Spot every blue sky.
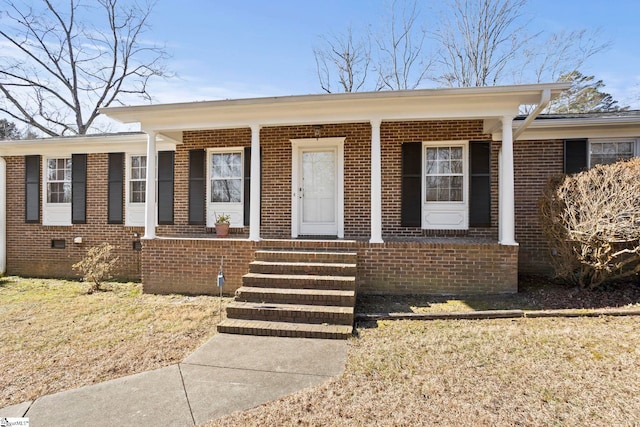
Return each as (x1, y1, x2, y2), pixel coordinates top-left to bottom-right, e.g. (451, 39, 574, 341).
(144, 0, 640, 109)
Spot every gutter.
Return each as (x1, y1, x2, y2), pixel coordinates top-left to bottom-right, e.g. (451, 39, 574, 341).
(513, 88, 551, 140)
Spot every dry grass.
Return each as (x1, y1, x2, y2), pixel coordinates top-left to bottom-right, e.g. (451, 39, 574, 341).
(0, 276, 230, 408)
(207, 317, 640, 427)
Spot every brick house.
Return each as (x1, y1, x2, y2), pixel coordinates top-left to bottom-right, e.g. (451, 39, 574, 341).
(1, 83, 639, 299)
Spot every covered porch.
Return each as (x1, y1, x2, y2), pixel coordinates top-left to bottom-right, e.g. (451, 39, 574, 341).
(101, 84, 568, 296)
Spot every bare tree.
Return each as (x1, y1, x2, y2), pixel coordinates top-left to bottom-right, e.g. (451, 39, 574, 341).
(433, 0, 609, 88)
(312, 0, 432, 92)
(0, 0, 168, 136)
(313, 26, 371, 93)
(434, 0, 533, 87)
(521, 29, 610, 85)
(374, 0, 433, 90)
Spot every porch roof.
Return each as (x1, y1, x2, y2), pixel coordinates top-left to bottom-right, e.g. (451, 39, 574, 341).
(101, 83, 569, 142)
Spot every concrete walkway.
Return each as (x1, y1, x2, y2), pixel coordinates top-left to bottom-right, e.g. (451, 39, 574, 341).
(0, 334, 349, 427)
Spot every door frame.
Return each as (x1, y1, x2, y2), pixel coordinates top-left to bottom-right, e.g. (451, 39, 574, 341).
(291, 137, 345, 238)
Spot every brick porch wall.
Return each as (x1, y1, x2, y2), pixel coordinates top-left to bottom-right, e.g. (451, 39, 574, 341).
(141, 238, 518, 296)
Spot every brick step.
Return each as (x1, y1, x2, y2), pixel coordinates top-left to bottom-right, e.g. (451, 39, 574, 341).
(243, 272, 356, 291)
(235, 286, 356, 307)
(217, 318, 353, 339)
(249, 260, 357, 276)
(226, 301, 354, 325)
(255, 250, 357, 264)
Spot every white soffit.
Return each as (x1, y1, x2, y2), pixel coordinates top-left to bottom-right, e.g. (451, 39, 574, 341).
(101, 83, 569, 132)
(0, 133, 178, 156)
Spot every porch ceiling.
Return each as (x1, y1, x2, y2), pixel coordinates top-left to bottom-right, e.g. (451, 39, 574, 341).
(101, 83, 569, 134)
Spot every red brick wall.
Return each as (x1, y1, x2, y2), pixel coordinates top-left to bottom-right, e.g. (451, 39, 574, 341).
(141, 238, 255, 295)
(141, 238, 518, 296)
(513, 139, 564, 275)
(380, 120, 497, 238)
(158, 127, 252, 236)
(358, 241, 518, 294)
(5, 155, 142, 280)
(3, 123, 559, 287)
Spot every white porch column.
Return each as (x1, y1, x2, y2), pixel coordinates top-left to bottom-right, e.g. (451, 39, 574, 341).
(370, 118, 383, 243)
(249, 124, 261, 241)
(499, 116, 517, 245)
(143, 130, 157, 239)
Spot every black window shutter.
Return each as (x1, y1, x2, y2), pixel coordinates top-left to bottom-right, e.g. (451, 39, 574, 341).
(107, 153, 124, 224)
(469, 141, 491, 227)
(401, 142, 422, 227)
(188, 149, 206, 225)
(25, 155, 41, 223)
(564, 139, 588, 174)
(158, 151, 174, 225)
(71, 154, 87, 224)
(243, 147, 251, 226)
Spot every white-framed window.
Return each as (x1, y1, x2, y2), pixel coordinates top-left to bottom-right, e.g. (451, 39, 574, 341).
(425, 146, 464, 202)
(129, 155, 146, 203)
(422, 141, 469, 230)
(125, 154, 147, 226)
(207, 148, 244, 227)
(43, 157, 72, 225)
(590, 138, 638, 167)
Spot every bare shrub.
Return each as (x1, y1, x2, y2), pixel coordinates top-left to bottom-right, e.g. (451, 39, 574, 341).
(539, 158, 640, 288)
(72, 242, 120, 294)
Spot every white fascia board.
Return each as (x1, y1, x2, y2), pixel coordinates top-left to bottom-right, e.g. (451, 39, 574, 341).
(102, 83, 569, 131)
(0, 134, 176, 156)
(495, 117, 640, 141)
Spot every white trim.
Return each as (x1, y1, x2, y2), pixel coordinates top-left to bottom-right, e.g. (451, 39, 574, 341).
(125, 153, 147, 227)
(291, 137, 345, 238)
(206, 147, 245, 228)
(421, 141, 469, 230)
(42, 156, 72, 226)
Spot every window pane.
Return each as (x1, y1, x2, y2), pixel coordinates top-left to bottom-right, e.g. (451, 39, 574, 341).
(591, 143, 603, 154)
(618, 142, 633, 154)
(130, 181, 146, 203)
(437, 148, 450, 161)
(451, 160, 463, 174)
(425, 146, 465, 202)
(46, 158, 71, 204)
(591, 141, 635, 166)
(212, 179, 241, 203)
(211, 153, 242, 179)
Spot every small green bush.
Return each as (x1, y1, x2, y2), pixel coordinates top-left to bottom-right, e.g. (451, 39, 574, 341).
(72, 242, 120, 294)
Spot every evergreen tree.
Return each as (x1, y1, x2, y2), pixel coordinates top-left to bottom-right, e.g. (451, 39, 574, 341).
(0, 118, 21, 140)
(548, 71, 628, 114)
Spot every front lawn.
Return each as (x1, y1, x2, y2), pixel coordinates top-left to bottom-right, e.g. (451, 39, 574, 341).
(0, 276, 229, 408)
(207, 316, 640, 426)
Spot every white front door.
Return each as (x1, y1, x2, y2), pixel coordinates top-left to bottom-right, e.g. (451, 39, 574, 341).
(291, 138, 345, 238)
